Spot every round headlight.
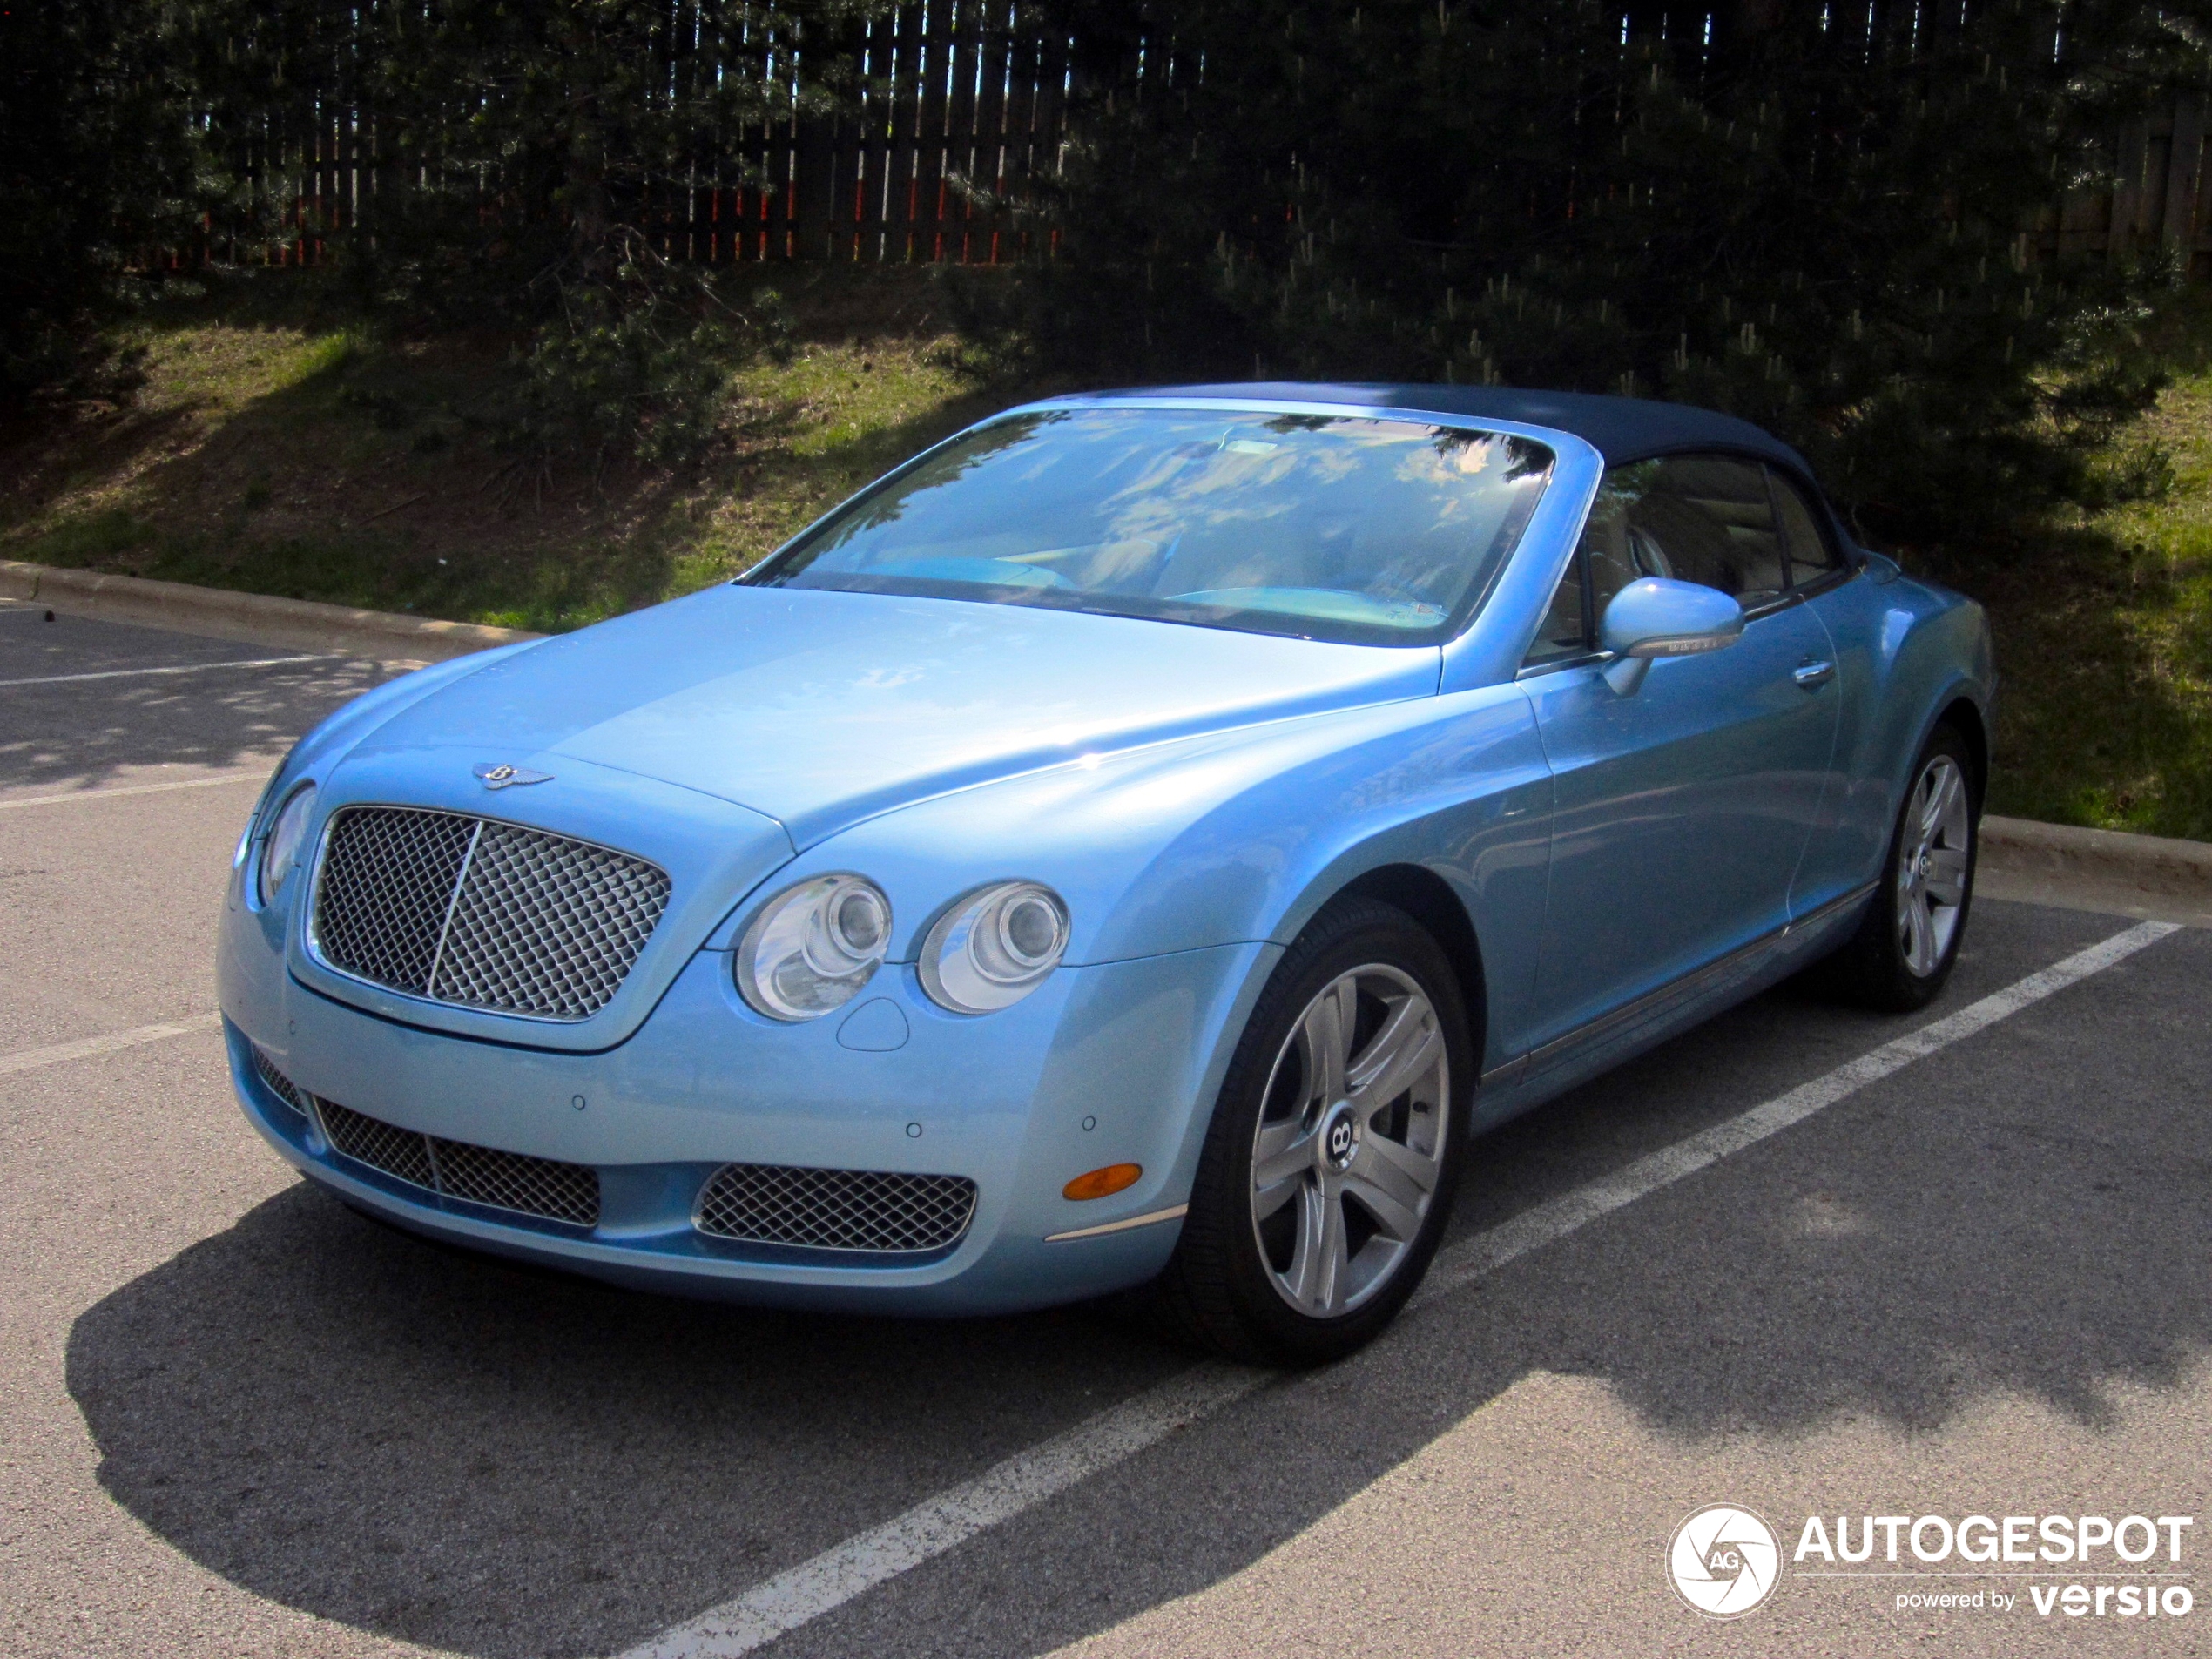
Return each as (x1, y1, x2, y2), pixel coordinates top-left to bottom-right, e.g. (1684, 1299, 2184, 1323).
(258, 785, 317, 900)
(735, 873, 893, 1021)
(920, 881, 1070, 1014)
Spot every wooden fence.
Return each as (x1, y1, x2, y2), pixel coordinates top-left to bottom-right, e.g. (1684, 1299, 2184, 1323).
(209, 3, 2212, 277)
(2039, 99, 2212, 273)
(218, 0, 1080, 270)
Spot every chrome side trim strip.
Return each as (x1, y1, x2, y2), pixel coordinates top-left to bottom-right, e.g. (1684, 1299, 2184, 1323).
(1480, 1058, 1527, 1091)
(1514, 651, 1611, 681)
(1783, 880, 1878, 936)
(1044, 1204, 1190, 1243)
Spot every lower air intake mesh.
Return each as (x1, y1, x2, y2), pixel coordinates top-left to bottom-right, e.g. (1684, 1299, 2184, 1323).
(253, 1050, 598, 1229)
(429, 1133, 601, 1226)
(319, 1098, 441, 1191)
(249, 1042, 307, 1114)
(694, 1163, 977, 1253)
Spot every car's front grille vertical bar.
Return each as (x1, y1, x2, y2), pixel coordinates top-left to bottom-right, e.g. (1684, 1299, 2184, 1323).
(421, 817, 483, 1000)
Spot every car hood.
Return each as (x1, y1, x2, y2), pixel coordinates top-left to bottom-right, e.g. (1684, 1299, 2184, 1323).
(353, 584, 1442, 846)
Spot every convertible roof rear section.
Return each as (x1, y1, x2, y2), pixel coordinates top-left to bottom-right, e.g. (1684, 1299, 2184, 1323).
(1082, 381, 1811, 475)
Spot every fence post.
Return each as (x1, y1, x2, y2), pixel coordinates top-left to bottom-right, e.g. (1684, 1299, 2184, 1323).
(2162, 97, 2206, 274)
(795, 106, 837, 262)
(2111, 120, 2148, 263)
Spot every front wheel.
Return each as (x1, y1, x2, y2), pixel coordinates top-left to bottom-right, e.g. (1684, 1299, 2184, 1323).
(1145, 898, 1473, 1366)
(1817, 724, 1979, 1012)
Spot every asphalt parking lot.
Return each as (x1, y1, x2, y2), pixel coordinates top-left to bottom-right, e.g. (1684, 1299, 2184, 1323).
(3, 594, 2208, 1658)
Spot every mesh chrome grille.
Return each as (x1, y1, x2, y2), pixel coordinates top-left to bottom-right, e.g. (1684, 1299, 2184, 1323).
(311, 806, 671, 1021)
(695, 1163, 978, 1254)
(314, 807, 475, 994)
(253, 1052, 599, 1229)
(429, 822, 671, 1018)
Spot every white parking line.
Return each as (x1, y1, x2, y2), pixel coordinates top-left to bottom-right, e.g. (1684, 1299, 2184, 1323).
(0, 1012, 223, 1079)
(0, 769, 270, 813)
(623, 919, 2180, 1659)
(1416, 917, 2182, 1301)
(622, 1365, 1271, 1659)
(0, 654, 327, 687)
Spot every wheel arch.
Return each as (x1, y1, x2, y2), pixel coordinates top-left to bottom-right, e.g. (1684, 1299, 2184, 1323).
(1934, 694, 1989, 804)
(1327, 862, 1489, 1067)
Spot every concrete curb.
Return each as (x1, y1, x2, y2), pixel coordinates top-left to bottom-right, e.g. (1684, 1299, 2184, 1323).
(1980, 814, 2212, 900)
(0, 558, 543, 664)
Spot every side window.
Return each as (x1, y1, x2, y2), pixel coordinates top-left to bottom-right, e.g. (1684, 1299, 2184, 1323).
(1530, 451, 1797, 668)
(1770, 469, 1844, 586)
(1525, 464, 1671, 664)
(1573, 455, 1786, 609)
(1525, 553, 1588, 663)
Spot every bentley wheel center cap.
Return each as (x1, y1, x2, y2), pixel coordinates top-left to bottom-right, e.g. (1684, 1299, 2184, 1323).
(1319, 1102, 1360, 1172)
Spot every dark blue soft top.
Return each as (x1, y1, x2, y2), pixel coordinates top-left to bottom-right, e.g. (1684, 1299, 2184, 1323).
(1092, 381, 1811, 475)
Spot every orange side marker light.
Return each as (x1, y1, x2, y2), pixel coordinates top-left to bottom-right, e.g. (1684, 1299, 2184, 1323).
(1062, 1163, 1142, 1202)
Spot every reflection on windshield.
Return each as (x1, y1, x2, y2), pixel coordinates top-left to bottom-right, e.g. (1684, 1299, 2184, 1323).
(745, 408, 1555, 646)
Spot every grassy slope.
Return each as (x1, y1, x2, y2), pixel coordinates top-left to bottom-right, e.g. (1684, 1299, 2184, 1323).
(1925, 345, 2212, 841)
(3, 267, 2207, 840)
(0, 267, 1020, 632)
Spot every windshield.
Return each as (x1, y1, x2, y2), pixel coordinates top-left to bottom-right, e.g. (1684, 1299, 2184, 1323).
(745, 407, 1556, 645)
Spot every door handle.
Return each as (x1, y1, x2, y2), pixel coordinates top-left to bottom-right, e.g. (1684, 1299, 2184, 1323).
(1792, 659, 1837, 691)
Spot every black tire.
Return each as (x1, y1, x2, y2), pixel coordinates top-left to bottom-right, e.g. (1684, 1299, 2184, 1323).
(1815, 723, 1980, 1012)
(1143, 897, 1474, 1366)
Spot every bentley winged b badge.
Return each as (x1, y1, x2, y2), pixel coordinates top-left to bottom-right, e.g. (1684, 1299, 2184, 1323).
(473, 762, 553, 790)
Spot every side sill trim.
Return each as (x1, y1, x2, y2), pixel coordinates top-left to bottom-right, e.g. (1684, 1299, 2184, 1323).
(1511, 880, 1878, 1082)
(1045, 1204, 1189, 1243)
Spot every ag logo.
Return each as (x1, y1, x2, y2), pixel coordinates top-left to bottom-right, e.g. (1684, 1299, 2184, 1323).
(1668, 1503, 1781, 1619)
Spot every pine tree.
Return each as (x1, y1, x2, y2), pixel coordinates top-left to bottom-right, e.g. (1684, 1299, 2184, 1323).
(0, 0, 214, 404)
(996, 0, 2212, 541)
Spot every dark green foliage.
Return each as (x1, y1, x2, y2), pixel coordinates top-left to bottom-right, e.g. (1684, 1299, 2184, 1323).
(0, 0, 218, 403)
(7, 0, 871, 461)
(498, 255, 787, 469)
(315, 0, 870, 465)
(981, 0, 2212, 543)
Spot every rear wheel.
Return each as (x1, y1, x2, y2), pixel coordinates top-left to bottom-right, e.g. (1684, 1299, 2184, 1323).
(1147, 898, 1473, 1366)
(1817, 724, 1979, 1012)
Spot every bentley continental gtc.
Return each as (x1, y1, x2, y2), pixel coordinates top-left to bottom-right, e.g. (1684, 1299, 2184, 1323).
(220, 385, 1992, 1363)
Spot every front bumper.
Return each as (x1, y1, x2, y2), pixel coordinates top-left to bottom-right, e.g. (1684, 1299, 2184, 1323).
(221, 892, 1275, 1315)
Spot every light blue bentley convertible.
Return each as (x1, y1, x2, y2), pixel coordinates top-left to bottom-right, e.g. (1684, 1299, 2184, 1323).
(220, 385, 1991, 1363)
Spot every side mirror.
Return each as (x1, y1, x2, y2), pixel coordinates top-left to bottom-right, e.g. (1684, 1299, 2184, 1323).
(1858, 549, 1903, 584)
(1597, 577, 1744, 695)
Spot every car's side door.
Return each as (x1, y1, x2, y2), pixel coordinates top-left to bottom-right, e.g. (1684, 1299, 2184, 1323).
(1516, 453, 1844, 1057)
(1769, 469, 1893, 913)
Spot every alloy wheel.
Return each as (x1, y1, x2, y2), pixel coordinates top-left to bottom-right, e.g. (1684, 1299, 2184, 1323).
(1247, 963, 1450, 1318)
(1896, 752, 1972, 978)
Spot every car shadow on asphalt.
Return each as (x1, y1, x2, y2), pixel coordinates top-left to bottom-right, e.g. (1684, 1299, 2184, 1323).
(64, 1180, 1194, 1658)
(63, 907, 2211, 1659)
